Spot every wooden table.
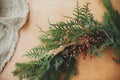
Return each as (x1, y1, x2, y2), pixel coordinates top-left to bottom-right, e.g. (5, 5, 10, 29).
(0, 0, 120, 80)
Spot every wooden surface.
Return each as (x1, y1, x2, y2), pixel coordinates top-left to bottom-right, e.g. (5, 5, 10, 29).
(0, 0, 120, 80)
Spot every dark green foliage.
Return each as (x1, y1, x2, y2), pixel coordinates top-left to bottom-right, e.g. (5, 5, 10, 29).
(102, 0, 120, 31)
(13, 1, 120, 80)
(13, 2, 93, 80)
(64, 58, 77, 80)
(13, 54, 53, 80)
(102, 0, 120, 60)
(13, 49, 78, 80)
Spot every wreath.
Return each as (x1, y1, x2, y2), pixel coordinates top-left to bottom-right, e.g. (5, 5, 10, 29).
(13, 0, 120, 80)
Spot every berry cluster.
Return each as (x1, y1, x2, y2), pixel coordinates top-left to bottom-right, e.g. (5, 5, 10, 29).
(89, 30, 106, 46)
(59, 30, 106, 70)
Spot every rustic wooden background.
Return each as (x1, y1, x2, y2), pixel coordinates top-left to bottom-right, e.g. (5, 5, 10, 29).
(0, 0, 120, 80)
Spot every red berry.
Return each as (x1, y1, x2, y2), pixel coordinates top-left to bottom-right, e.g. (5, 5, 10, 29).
(79, 49, 82, 53)
(84, 34, 87, 38)
(86, 43, 91, 48)
(79, 37, 82, 40)
(95, 40, 97, 43)
(92, 38, 95, 42)
(72, 46, 76, 50)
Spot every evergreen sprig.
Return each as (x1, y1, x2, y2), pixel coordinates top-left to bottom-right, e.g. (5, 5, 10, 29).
(102, 0, 120, 60)
(13, 0, 120, 80)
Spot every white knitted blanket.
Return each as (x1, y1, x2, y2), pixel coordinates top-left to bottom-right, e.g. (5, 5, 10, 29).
(0, 0, 29, 72)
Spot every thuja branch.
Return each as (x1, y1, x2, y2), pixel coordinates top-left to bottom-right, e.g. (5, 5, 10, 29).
(13, 1, 120, 80)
